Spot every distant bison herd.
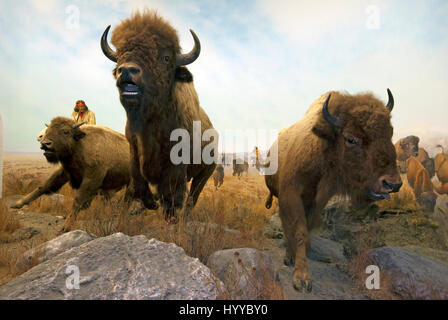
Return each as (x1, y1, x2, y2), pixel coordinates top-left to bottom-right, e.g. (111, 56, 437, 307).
(9, 10, 448, 294)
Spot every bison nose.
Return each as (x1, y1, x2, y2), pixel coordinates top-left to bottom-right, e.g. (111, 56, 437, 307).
(41, 140, 53, 149)
(382, 179, 402, 193)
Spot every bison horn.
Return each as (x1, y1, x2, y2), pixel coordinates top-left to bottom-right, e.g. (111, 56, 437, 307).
(73, 122, 86, 129)
(45, 123, 49, 127)
(175, 29, 201, 67)
(322, 94, 341, 128)
(386, 88, 394, 111)
(101, 25, 117, 63)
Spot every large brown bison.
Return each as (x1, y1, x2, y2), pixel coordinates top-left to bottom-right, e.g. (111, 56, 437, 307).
(435, 145, 448, 194)
(264, 90, 402, 292)
(232, 159, 249, 178)
(11, 117, 131, 231)
(406, 156, 437, 212)
(213, 164, 224, 190)
(101, 11, 216, 221)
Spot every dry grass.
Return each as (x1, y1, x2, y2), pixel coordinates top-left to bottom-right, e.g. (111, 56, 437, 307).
(347, 225, 398, 300)
(0, 199, 22, 243)
(378, 176, 421, 212)
(215, 252, 287, 300)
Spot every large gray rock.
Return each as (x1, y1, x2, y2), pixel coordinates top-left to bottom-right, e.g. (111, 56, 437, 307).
(208, 248, 275, 299)
(308, 236, 347, 264)
(369, 246, 448, 299)
(0, 233, 222, 300)
(16, 230, 96, 269)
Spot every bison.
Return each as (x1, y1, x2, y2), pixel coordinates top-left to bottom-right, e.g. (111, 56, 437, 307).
(213, 164, 224, 190)
(416, 147, 435, 178)
(11, 117, 131, 231)
(406, 156, 437, 212)
(101, 11, 217, 222)
(264, 90, 402, 292)
(232, 159, 249, 178)
(394, 135, 420, 173)
(435, 145, 448, 194)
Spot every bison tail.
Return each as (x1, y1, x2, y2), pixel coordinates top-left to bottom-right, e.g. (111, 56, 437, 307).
(265, 192, 273, 209)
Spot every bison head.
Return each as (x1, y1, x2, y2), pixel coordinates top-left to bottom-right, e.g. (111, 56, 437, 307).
(312, 89, 402, 209)
(101, 11, 200, 116)
(40, 117, 86, 163)
(398, 135, 420, 161)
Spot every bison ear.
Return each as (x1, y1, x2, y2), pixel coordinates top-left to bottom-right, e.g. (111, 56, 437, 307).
(175, 67, 193, 82)
(73, 130, 86, 141)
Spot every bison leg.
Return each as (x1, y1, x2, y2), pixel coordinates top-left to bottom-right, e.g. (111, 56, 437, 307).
(186, 164, 216, 214)
(158, 166, 187, 221)
(11, 167, 69, 209)
(127, 154, 158, 211)
(62, 177, 102, 232)
(278, 182, 312, 293)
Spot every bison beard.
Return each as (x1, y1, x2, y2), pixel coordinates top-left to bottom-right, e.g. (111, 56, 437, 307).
(264, 90, 402, 292)
(101, 11, 216, 221)
(11, 117, 131, 232)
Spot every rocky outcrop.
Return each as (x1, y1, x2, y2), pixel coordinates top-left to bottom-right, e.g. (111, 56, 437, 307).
(16, 230, 95, 269)
(370, 246, 448, 299)
(0, 233, 222, 300)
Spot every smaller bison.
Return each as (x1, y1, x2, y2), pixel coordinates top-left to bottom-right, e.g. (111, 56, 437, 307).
(416, 147, 435, 178)
(435, 145, 448, 195)
(394, 135, 419, 173)
(213, 164, 224, 190)
(406, 156, 437, 212)
(11, 117, 131, 231)
(232, 159, 249, 178)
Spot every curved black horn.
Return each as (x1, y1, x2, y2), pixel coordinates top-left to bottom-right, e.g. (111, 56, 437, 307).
(322, 93, 341, 128)
(175, 29, 201, 67)
(45, 123, 49, 127)
(101, 25, 117, 63)
(386, 88, 394, 111)
(73, 122, 86, 129)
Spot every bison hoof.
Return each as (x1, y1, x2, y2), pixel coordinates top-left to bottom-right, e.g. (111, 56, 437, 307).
(293, 279, 312, 293)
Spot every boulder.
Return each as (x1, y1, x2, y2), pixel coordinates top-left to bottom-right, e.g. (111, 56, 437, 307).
(208, 248, 275, 299)
(0, 233, 221, 300)
(369, 246, 448, 299)
(16, 230, 95, 269)
(308, 236, 347, 264)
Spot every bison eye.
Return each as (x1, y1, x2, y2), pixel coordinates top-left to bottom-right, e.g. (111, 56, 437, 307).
(63, 130, 70, 135)
(346, 137, 357, 146)
(163, 56, 170, 63)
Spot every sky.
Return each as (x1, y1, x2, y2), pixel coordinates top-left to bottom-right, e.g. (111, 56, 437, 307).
(0, 0, 447, 155)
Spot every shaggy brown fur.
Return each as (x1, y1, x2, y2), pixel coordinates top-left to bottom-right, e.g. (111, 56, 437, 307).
(406, 156, 436, 211)
(11, 117, 131, 231)
(105, 10, 216, 220)
(213, 164, 224, 190)
(264, 91, 402, 293)
(232, 159, 249, 178)
(435, 146, 448, 194)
